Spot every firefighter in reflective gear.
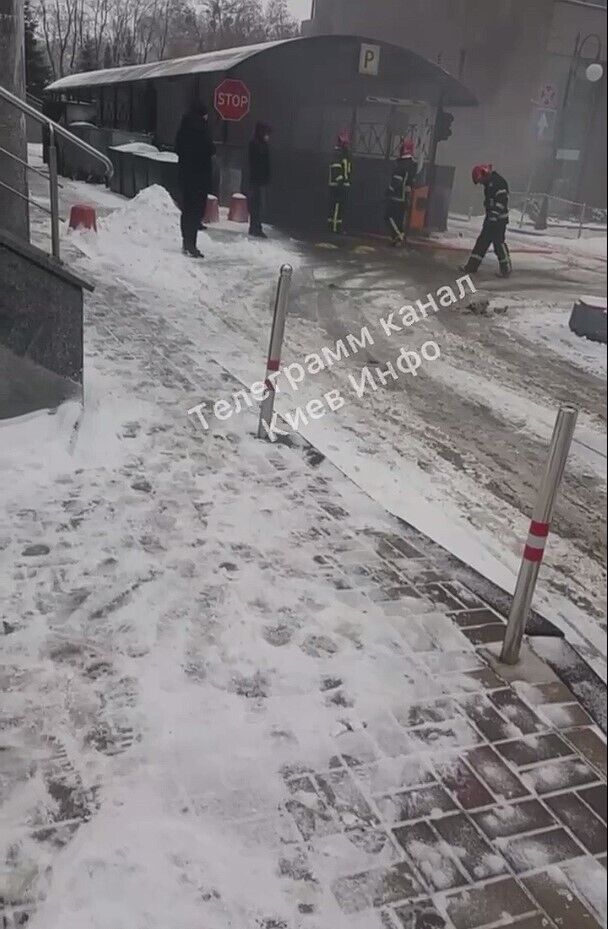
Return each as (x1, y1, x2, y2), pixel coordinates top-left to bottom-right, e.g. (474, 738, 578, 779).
(464, 164, 512, 276)
(328, 131, 352, 233)
(385, 138, 418, 246)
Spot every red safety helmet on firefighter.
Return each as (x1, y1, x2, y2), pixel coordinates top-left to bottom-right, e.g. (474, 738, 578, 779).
(399, 138, 415, 158)
(337, 130, 351, 147)
(472, 164, 492, 185)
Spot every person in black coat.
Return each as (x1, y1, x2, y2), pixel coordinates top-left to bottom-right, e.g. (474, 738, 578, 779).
(248, 122, 271, 238)
(175, 102, 216, 258)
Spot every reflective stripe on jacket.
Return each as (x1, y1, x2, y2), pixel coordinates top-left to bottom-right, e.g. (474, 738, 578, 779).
(387, 156, 418, 203)
(484, 171, 509, 222)
(329, 153, 352, 187)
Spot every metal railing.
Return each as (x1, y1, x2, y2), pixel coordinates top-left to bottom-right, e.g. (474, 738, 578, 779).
(463, 191, 607, 239)
(514, 190, 607, 238)
(0, 84, 113, 261)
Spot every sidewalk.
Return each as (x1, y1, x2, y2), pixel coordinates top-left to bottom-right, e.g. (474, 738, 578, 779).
(1, 219, 606, 928)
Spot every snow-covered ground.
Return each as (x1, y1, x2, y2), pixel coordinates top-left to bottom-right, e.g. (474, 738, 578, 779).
(1, 158, 606, 929)
(62, 184, 608, 668)
(497, 299, 607, 379)
(23, 159, 608, 680)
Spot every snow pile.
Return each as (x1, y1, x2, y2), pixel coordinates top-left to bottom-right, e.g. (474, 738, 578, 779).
(0, 403, 80, 504)
(0, 368, 152, 513)
(147, 150, 178, 162)
(78, 182, 303, 301)
(109, 142, 160, 156)
(100, 183, 179, 240)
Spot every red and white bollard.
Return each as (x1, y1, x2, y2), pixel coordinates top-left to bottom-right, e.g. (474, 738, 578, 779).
(69, 203, 97, 232)
(228, 193, 249, 222)
(257, 264, 293, 439)
(500, 405, 578, 664)
(522, 521, 550, 563)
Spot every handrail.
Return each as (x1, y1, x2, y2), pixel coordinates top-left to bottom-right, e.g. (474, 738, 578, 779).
(0, 143, 64, 186)
(0, 177, 55, 218)
(26, 91, 44, 108)
(0, 83, 114, 260)
(0, 84, 114, 180)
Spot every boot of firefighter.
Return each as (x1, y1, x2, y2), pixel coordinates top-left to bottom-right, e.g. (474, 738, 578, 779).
(387, 212, 405, 246)
(499, 243, 512, 277)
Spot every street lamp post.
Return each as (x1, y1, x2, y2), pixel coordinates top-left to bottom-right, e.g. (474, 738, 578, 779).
(535, 32, 604, 230)
(575, 59, 605, 208)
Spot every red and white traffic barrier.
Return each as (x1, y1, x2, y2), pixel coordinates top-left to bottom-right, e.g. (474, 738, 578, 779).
(257, 265, 293, 439)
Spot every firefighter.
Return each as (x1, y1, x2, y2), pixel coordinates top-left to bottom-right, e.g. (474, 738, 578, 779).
(385, 138, 418, 246)
(328, 130, 352, 234)
(463, 164, 512, 277)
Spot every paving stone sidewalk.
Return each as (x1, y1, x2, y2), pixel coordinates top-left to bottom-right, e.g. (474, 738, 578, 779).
(0, 264, 606, 929)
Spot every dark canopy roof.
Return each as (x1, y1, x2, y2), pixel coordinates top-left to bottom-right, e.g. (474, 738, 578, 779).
(45, 35, 477, 107)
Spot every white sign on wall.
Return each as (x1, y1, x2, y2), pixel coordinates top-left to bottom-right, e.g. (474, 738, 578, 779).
(359, 43, 381, 76)
(556, 149, 580, 161)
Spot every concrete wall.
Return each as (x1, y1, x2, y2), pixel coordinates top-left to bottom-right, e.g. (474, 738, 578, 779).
(304, 0, 607, 210)
(0, 231, 84, 384)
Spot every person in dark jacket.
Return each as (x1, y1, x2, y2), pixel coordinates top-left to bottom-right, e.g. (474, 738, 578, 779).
(385, 138, 418, 246)
(328, 131, 352, 233)
(248, 122, 271, 238)
(463, 164, 512, 276)
(175, 102, 215, 258)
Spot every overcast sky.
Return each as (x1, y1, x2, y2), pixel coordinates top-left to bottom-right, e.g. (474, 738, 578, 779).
(288, 0, 313, 21)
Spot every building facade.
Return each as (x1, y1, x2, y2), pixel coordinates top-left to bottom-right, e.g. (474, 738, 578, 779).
(304, 0, 607, 211)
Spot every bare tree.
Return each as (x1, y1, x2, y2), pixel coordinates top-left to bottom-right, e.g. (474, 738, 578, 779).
(34, 0, 300, 77)
(203, 0, 265, 51)
(265, 0, 298, 40)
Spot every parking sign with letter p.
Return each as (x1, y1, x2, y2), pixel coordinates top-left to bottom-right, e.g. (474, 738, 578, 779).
(359, 43, 380, 76)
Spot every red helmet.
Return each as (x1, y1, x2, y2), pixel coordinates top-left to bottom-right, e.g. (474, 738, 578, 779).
(400, 138, 415, 157)
(337, 130, 351, 146)
(472, 164, 492, 184)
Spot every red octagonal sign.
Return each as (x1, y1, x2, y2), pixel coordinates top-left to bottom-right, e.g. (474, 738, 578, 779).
(214, 78, 251, 122)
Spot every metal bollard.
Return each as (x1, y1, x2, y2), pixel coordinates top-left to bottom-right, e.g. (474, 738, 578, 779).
(577, 202, 586, 240)
(500, 405, 578, 664)
(257, 264, 293, 439)
(48, 124, 61, 261)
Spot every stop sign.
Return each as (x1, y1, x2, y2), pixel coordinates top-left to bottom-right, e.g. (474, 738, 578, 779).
(214, 79, 251, 122)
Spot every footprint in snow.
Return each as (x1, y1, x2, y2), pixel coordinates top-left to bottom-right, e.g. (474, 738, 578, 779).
(300, 634, 339, 658)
